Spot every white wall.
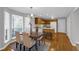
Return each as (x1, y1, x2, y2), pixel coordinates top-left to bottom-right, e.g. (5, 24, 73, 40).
(58, 18, 66, 33)
(0, 8, 4, 48)
(67, 8, 79, 46)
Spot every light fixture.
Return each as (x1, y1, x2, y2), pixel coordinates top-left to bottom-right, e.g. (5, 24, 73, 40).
(31, 13, 34, 17)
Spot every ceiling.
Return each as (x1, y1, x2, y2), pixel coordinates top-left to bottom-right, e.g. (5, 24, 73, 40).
(9, 7, 75, 19)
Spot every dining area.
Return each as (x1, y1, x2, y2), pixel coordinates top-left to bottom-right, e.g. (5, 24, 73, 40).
(12, 17, 56, 51)
(2, 12, 57, 51)
(15, 31, 45, 51)
(8, 15, 50, 51)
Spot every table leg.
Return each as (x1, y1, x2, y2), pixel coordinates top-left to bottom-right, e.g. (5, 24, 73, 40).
(35, 40, 38, 51)
(39, 41, 40, 46)
(23, 46, 25, 51)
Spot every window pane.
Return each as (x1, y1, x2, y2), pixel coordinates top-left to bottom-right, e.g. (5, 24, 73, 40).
(12, 15, 23, 37)
(4, 11, 10, 43)
(24, 17, 30, 33)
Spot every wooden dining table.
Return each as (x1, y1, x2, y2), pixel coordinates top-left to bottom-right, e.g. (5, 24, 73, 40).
(30, 32, 44, 50)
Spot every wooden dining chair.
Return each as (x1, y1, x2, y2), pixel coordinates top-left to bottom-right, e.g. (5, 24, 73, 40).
(22, 32, 36, 51)
(15, 32, 22, 51)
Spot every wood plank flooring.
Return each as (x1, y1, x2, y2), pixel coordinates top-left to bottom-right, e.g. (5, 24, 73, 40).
(48, 32, 77, 51)
(1, 32, 77, 51)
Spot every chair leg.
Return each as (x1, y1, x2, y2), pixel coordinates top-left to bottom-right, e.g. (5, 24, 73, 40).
(29, 48, 31, 51)
(20, 44, 22, 51)
(16, 42, 18, 49)
(23, 46, 25, 51)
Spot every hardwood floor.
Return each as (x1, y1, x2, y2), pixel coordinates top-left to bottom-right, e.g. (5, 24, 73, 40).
(1, 32, 77, 51)
(2, 46, 13, 51)
(48, 32, 77, 51)
(2, 42, 15, 51)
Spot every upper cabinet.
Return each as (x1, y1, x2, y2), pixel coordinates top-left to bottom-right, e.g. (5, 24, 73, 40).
(35, 17, 57, 24)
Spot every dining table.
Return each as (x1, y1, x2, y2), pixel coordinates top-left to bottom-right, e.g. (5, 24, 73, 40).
(30, 32, 44, 50)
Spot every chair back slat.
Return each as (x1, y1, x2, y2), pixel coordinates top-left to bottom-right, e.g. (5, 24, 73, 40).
(16, 32, 20, 43)
(23, 32, 31, 48)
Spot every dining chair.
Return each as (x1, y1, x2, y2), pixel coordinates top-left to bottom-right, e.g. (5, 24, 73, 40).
(15, 32, 22, 51)
(22, 32, 36, 51)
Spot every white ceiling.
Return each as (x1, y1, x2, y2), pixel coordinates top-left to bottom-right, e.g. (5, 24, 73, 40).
(9, 7, 75, 18)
